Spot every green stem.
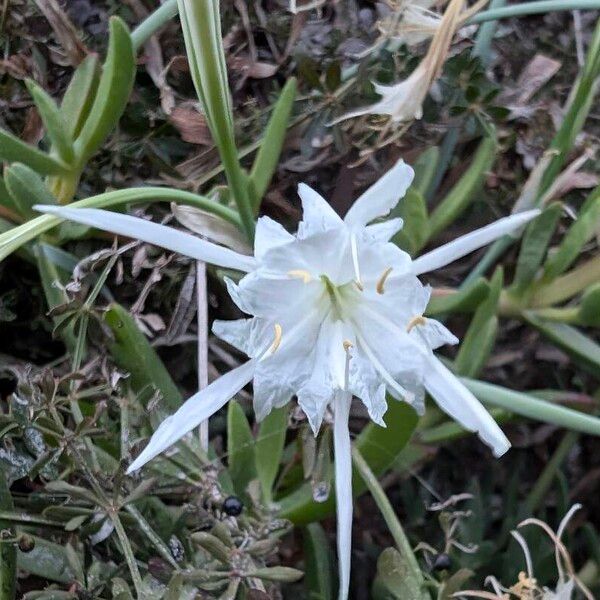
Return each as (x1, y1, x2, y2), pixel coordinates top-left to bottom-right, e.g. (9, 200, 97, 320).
(0, 471, 16, 600)
(0, 187, 241, 262)
(110, 513, 144, 598)
(124, 505, 180, 570)
(130, 0, 178, 52)
(530, 306, 580, 324)
(468, 0, 600, 24)
(351, 447, 425, 590)
(532, 255, 600, 307)
(525, 430, 579, 513)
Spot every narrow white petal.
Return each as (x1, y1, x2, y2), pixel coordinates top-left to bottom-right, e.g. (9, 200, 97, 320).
(254, 216, 295, 260)
(344, 160, 414, 227)
(127, 360, 256, 473)
(34, 205, 256, 272)
(333, 391, 353, 600)
(412, 209, 540, 275)
(364, 217, 404, 242)
(424, 355, 510, 457)
(297, 183, 343, 237)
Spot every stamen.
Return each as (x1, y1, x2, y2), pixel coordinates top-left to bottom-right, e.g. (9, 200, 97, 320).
(343, 340, 353, 352)
(269, 323, 283, 354)
(376, 267, 393, 294)
(288, 269, 312, 283)
(350, 234, 363, 291)
(406, 315, 427, 333)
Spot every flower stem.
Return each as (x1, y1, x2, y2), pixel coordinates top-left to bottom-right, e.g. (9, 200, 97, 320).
(110, 512, 144, 597)
(468, 0, 600, 25)
(0, 187, 241, 262)
(351, 447, 425, 591)
(131, 0, 178, 52)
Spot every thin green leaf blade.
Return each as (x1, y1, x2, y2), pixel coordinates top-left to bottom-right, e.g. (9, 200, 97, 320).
(250, 77, 297, 209)
(303, 523, 334, 600)
(455, 268, 503, 378)
(392, 187, 430, 255)
(428, 131, 497, 239)
(227, 400, 257, 497)
(512, 202, 561, 293)
(255, 406, 288, 503)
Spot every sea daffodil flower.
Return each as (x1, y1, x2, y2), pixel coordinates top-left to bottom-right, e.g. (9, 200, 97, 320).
(36, 160, 538, 599)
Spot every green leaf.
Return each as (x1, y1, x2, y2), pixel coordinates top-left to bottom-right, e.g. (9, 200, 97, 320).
(104, 303, 184, 412)
(512, 202, 561, 293)
(60, 54, 101, 139)
(5, 163, 56, 219)
(425, 277, 490, 315)
(392, 187, 430, 255)
(227, 400, 257, 497)
(277, 399, 418, 525)
(17, 536, 77, 584)
(578, 283, 600, 326)
(0, 470, 16, 600)
(34, 244, 77, 353)
(411, 146, 440, 197)
(255, 406, 288, 503)
(250, 78, 297, 209)
(523, 314, 600, 377)
(0, 177, 18, 214)
(438, 568, 474, 600)
(455, 268, 502, 377)
(0, 128, 68, 175)
(372, 548, 423, 600)
(303, 523, 334, 600)
(462, 376, 600, 433)
(74, 17, 135, 164)
(428, 131, 497, 239)
(538, 19, 600, 196)
(543, 188, 600, 281)
(25, 79, 75, 164)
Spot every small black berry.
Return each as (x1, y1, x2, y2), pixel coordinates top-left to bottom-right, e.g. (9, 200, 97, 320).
(433, 553, 452, 571)
(222, 495, 243, 516)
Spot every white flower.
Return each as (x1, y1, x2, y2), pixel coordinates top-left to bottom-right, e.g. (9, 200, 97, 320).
(35, 160, 538, 600)
(333, 0, 466, 124)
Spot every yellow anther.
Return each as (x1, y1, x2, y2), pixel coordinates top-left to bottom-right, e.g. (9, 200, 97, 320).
(343, 340, 353, 352)
(406, 315, 427, 333)
(288, 269, 311, 283)
(376, 267, 393, 294)
(269, 324, 283, 353)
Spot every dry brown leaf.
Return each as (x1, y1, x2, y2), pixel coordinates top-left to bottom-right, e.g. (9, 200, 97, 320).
(169, 104, 212, 145)
(33, 0, 88, 66)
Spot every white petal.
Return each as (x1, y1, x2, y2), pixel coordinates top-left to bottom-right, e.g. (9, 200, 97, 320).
(333, 391, 353, 600)
(412, 210, 541, 275)
(212, 318, 271, 358)
(254, 216, 295, 260)
(344, 160, 414, 227)
(424, 355, 510, 457)
(35, 205, 256, 272)
(297, 183, 343, 238)
(348, 347, 387, 427)
(171, 203, 251, 254)
(127, 360, 256, 473)
(412, 318, 458, 350)
(364, 218, 404, 242)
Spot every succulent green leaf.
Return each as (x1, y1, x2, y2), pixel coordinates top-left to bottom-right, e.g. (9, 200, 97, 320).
(60, 54, 101, 139)
(74, 17, 135, 164)
(5, 163, 56, 219)
(0, 128, 69, 175)
(25, 79, 75, 164)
